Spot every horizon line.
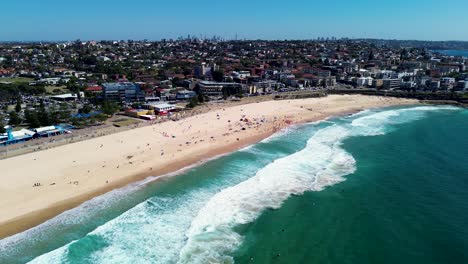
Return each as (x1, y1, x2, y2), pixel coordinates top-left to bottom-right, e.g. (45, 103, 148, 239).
(1, 37, 468, 44)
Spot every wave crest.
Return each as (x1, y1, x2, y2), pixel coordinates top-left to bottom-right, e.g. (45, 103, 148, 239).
(177, 105, 460, 263)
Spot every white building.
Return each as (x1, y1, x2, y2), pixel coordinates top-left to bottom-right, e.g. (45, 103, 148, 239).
(356, 77, 373, 87)
(50, 92, 84, 101)
(440, 77, 456, 84)
(232, 71, 251, 79)
(143, 102, 176, 113)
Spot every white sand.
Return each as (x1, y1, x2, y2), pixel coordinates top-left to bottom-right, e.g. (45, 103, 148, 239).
(0, 95, 418, 238)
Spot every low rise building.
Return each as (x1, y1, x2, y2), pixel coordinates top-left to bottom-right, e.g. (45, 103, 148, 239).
(176, 90, 197, 100)
(383, 79, 401, 90)
(456, 80, 468, 90)
(430, 80, 441, 90)
(102, 82, 145, 102)
(254, 80, 285, 93)
(356, 77, 373, 87)
(372, 79, 384, 88)
(198, 81, 244, 97)
(50, 92, 84, 101)
(143, 102, 176, 115)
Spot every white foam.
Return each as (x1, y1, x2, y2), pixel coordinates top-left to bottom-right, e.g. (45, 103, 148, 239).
(351, 105, 461, 136)
(176, 105, 461, 263)
(21, 105, 462, 263)
(26, 154, 270, 264)
(177, 124, 354, 263)
(28, 189, 215, 264)
(1, 147, 242, 260)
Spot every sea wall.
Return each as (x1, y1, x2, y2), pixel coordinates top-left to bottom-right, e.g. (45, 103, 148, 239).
(274, 91, 327, 100)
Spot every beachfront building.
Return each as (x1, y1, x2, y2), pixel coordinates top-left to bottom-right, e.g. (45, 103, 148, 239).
(143, 102, 176, 115)
(0, 128, 35, 145)
(383, 79, 402, 90)
(34, 126, 67, 137)
(356, 77, 373, 87)
(254, 80, 285, 93)
(308, 76, 337, 88)
(198, 81, 244, 97)
(145, 96, 161, 102)
(440, 77, 456, 90)
(1, 125, 70, 145)
(102, 82, 145, 102)
(456, 80, 468, 91)
(176, 90, 196, 100)
(50, 92, 85, 101)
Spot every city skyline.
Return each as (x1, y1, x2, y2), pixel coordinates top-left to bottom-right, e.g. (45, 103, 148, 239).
(2, 0, 468, 42)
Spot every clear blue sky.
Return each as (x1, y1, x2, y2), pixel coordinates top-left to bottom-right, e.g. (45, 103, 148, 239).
(2, 0, 468, 41)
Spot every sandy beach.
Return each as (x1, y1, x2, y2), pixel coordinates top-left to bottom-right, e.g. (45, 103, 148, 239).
(0, 95, 418, 238)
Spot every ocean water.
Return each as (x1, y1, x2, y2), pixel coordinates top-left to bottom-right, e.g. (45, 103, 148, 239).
(433, 49, 468, 57)
(1, 105, 468, 264)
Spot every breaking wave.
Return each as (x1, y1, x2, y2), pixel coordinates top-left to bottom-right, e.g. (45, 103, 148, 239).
(176, 105, 460, 263)
(23, 105, 460, 264)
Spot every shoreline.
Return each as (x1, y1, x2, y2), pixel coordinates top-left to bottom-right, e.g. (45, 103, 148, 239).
(0, 95, 419, 239)
(0, 130, 273, 239)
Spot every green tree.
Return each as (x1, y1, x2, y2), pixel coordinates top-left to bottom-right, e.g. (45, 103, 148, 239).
(58, 103, 71, 121)
(67, 77, 83, 100)
(89, 116, 97, 125)
(96, 113, 108, 123)
(368, 50, 375, 61)
(8, 111, 22, 126)
(15, 97, 22, 113)
(38, 111, 51, 126)
(101, 100, 119, 116)
(70, 117, 83, 127)
(131, 103, 142, 109)
(197, 92, 205, 103)
(0, 119, 5, 133)
(25, 109, 41, 128)
(80, 104, 93, 114)
(212, 70, 224, 82)
(186, 96, 199, 108)
(222, 87, 229, 99)
(38, 100, 51, 126)
(49, 110, 61, 125)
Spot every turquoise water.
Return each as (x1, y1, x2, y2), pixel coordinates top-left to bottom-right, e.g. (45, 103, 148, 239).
(433, 49, 468, 57)
(1, 105, 467, 264)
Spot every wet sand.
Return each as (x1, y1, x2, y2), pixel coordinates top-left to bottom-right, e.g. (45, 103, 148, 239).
(0, 95, 418, 238)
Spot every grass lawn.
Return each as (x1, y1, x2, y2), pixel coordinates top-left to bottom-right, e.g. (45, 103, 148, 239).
(0, 77, 34, 83)
(45, 85, 68, 94)
(6, 105, 15, 112)
(112, 118, 141, 127)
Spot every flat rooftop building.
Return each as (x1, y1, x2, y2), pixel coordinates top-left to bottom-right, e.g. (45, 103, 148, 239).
(143, 102, 176, 114)
(198, 81, 244, 97)
(102, 82, 145, 102)
(50, 92, 84, 101)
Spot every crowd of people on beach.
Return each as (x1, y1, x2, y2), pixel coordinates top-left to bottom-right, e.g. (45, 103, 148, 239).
(30, 105, 297, 189)
(26, 96, 409, 190)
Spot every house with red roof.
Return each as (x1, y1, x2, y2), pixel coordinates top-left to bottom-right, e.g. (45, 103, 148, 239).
(85, 85, 103, 94)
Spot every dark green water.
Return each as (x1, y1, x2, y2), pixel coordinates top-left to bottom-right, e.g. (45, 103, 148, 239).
(234, 108, 468, 264)
(1, 105, 467, 264)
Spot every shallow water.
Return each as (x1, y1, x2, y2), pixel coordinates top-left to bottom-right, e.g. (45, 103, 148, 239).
(1, 105, 467, 264)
